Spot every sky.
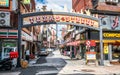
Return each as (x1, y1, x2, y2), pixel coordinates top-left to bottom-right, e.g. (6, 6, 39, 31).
(35, 0, 72, 11)
(35, 0, 72, 39)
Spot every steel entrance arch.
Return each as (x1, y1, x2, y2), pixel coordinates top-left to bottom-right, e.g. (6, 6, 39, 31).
(21, 11, 99, 30)
(17, 11, 102, 67)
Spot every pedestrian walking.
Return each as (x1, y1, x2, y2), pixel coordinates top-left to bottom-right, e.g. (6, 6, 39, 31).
(25, 49, 30, 62)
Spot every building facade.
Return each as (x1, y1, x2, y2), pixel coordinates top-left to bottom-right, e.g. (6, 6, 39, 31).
(72, 0, 120, 63)
(0, 0, 39, 61)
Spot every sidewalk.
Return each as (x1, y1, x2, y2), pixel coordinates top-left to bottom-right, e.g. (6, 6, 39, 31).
(52, 50, 120, 75)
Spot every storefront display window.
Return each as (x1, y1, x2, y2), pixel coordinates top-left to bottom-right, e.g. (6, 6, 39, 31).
(112, 45, 120, 60)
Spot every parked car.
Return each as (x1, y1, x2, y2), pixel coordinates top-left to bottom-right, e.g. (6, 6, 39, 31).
(47, 48, 53, 52)
(38, 48, 49, 56)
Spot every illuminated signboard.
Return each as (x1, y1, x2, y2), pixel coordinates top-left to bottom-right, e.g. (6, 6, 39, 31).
(103, 33, 120, 38)
(26, 15, 99, 28)
(0, 0, 9, 7)
(103, 32, 120, 40)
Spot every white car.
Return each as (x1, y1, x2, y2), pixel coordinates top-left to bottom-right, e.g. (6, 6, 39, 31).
(39, 48, 49, 56)
(47, 48, 53, 52)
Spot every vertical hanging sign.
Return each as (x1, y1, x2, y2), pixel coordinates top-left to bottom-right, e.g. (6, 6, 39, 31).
(104, 43, 109, 54)
(23, 0, 30, 4)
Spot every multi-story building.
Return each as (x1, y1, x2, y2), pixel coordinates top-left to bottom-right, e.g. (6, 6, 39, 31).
(72, 0, 120, 64)
(0, 0, 39, 61)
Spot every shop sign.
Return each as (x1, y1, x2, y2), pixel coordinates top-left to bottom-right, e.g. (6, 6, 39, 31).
(112, 16, 119, 29)
(67, 41, 80, 46)
(0, 0, 9, 7)
(26, 15, 99, 28)
(103, 32, 120, 38)
(86, 52, 96, 60)
(10, 51, 18, 59)
(90, 40, 96, 46)
(0, 29, 18, 38)
(75, 34, 80, 40)
(100, 15, 120, 30)
(22, 31, 33, 41)
(104, 44, 109, 54)
(3, 42, 16, 47)
(86, 40, 96, 47)
(86, 40, 90, 47)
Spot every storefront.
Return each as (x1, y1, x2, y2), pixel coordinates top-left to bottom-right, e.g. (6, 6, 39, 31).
(22, 31, 36, 59)
(80, 29, 120, 63)
(0, 29, 18, 60)
(103, 31, 120, 61)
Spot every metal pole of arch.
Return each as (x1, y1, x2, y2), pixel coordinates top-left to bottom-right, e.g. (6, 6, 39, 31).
(99, 25, 104, 66)
(17, 13, 22, 67)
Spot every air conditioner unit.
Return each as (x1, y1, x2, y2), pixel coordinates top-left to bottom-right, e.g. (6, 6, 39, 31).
(0, 11, 10, 27)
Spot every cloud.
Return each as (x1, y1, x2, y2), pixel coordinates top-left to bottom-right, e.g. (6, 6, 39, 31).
(35, 0, 72, 11)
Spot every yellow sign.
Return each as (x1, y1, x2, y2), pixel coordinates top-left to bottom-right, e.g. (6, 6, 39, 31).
(104, 44, 109, 54)
(103, 33, 120, 38)
(23, 0, 30, 4)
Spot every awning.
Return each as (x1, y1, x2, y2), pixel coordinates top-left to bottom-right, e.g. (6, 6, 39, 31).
(66, 40, 80, 46)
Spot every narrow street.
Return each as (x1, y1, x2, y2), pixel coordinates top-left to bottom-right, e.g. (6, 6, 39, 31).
(0, 49, 67, 75)
(1, 49, 120, 75)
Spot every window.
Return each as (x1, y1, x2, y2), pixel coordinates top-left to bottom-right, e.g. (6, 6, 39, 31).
(112, 45, 120, 60)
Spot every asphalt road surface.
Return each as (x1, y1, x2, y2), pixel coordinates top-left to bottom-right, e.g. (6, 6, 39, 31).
(0, 52, 67, 75)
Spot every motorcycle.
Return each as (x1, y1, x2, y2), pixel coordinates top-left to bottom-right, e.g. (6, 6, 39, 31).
(0, 58, 12, 70)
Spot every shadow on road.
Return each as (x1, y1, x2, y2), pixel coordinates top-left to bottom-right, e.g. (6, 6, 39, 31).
(0, 54, 95, 75)
(36, 56, 47, 64)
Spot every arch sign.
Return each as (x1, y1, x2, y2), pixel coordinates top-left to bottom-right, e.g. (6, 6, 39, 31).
(22, 11, 99, 30)
(17, 11, 99, 67)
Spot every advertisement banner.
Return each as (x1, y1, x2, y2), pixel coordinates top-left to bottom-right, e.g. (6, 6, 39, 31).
(104, 43, 109, 54)
(0, 0, 9, 7)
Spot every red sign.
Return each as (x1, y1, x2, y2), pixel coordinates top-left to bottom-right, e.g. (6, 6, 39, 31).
(67, 41, 80, 46)
(86, 40, 90, 47)
(86, 40, 96, 47)
(90, 40, 96, 46)
(10, 52, 18, 59)
(112, 16, 119, 29)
